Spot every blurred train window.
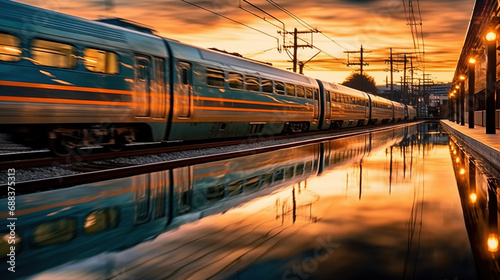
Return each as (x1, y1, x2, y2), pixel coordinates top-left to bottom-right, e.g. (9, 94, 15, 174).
(275, 81, 285, 95)
(314, 88, 319, 100)
(84, 208, 119, 234)
(245, 176, 261, 192)
(0, 33, 21, 61)
(31, 39, 76, 68)
(228, 72, 243, 89)
(286, 83, 295, 96)
(296, 163, 304, 175)
(305, 161, 312, 172)
(227, 180, 243, 197)
(285, 166, 294, 179)
(33, 218, 76, 247)
(206, 68, 224, 87)
(246, 75, 260, 91)
(305, 87, 313, 99)
(296, 85, 305, 98)
(83, 48, 118, 74)
(262, 79, 273, 93)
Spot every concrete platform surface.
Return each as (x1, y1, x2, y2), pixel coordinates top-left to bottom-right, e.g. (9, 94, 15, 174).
(440, 120, 500, 169)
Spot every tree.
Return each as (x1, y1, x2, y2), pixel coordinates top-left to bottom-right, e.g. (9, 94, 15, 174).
(341, 72, 378, 94)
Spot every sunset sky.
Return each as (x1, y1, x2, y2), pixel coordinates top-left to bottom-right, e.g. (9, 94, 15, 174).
(16, 0, 474, 85)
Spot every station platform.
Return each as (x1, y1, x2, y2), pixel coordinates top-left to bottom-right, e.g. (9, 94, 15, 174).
(440, 120, 500, 169)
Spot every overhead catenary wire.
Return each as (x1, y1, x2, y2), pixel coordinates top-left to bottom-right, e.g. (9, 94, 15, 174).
(180, 0, 279, 41)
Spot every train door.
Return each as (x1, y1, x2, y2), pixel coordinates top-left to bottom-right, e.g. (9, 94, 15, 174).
(325, 90, 332, 121)
(313, 88, 320, 121)
(173, 167, 193, 215)
(151, 57, 167, 118)
(134, 55, 151, 117)
(177, 62, 192, 118)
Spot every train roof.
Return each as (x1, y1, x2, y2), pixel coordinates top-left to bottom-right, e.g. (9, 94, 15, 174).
(319, 80, 370, 99)
(1, 0, 167, 57)
(165, 38, 318, 86)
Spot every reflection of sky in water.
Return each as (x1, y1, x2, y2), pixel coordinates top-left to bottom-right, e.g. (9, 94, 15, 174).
(10, 124, 478, 279)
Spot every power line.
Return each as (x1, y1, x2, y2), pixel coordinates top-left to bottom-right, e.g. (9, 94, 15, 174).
(180, 0, 279, 41)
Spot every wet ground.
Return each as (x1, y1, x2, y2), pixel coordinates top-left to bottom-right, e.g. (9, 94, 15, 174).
(1, 122, 499, 280)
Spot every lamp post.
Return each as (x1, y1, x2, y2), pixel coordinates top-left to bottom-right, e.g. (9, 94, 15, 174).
(468, 57, 476, 128)
(460, 75, 466, 126)
(455, 85, 460, 124)
(449, 92, 455, 121)
(486, 31, 496, 134)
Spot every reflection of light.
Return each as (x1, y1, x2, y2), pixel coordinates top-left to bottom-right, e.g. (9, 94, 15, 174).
(469, 193, 477, 203)
(2, 46, 21, 53)
(460, 75, 466, 80)
(469, 57, 476, 64)
(487, 233, 499, 252)
(453, 150, 457, 155)
(456, 158, 460, 163)
(460, 168, 465, 175)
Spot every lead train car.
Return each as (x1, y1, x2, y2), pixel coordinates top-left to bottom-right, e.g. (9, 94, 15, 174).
(0, 0, 412, 155)
(0, 0, 321, 154)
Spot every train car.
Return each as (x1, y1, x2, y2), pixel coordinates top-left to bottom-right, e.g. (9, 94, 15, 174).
(164, 40, 321, 140)
(317, 81, 370, 129)
(392, 101, 405, 122)
(406, 105, 417, 121)
(368, 94, 394, 124)
(0, 0, 171, 155)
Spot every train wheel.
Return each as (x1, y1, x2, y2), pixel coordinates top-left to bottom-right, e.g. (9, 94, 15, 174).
(49, 137, 76, 157)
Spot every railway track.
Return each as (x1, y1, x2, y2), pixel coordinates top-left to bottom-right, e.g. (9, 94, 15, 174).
(1, 122, 424, 196)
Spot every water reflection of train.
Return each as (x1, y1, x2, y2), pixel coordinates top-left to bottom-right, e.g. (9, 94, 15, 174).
(0, 125, 417, 279)
(449, 139, 500, 279)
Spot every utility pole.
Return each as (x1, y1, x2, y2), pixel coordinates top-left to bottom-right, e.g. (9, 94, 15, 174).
(385, 48, 407, 101)
(345, 45, 370, 76)
(281, 28, 319, 73)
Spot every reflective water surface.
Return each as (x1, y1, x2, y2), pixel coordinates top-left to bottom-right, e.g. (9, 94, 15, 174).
(2, 123, 498, 279)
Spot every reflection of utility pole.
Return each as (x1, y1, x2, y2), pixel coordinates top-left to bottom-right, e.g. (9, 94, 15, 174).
(359, 159, 363, 200)
(281, 28, 319, 73)
(345, 45, 370, 76)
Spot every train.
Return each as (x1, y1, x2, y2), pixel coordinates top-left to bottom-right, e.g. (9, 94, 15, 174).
(0, 0, 417, 155)
(0, 124, 418, 279)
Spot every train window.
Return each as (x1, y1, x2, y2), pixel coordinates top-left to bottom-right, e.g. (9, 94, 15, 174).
(84, 208, 119, 234)
(262, 79, 273, 93)
(296, 85, 305, 98)
(228, 72, 243, 89)
(286, 83, 295, 96)
(306, 87, 313, 99)
(245, 75, 260, 91)
(0, 33, 21, 62)
(206, 68, 224, 87)
(31, 39, 76, 68)
(275, 81, 285, 95)
(83, 48, 118, 74)
(33, 218, 76, 247)
(314, 89, 319, 100)
(325, 91, 330, 102)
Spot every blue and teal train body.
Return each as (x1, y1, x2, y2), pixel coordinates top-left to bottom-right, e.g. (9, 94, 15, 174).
(0, 0, 416, 155)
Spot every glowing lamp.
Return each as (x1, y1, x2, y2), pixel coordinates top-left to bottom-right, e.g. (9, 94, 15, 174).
(469, 193, 477, 203)
(487, 233, 499, 252)
(486, 31, 496, 41)
(459, 168, 465, 175)
(469, 57, 476, 64)
(460, 75, 466, 80)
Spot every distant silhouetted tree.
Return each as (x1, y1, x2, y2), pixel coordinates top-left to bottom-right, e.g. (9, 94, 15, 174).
(342, 73, 378, 94)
